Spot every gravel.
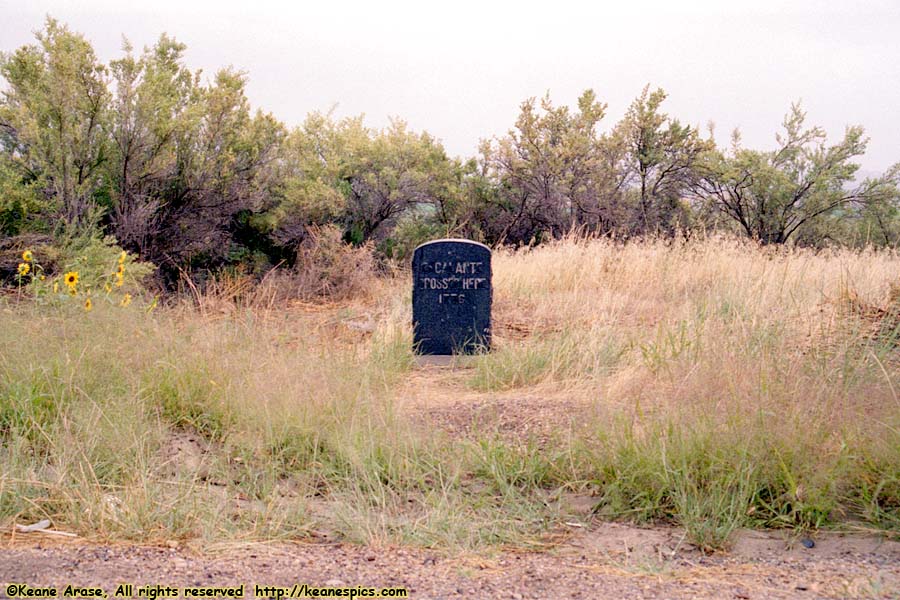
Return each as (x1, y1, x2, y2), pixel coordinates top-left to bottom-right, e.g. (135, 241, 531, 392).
(1, 525, 896, 599)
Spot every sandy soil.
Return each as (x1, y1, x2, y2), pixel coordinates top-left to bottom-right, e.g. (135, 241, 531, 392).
(1, 523, 897, 599)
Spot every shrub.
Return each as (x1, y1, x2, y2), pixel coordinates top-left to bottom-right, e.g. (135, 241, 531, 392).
(290, 225, 376, 300)
(379, 214, 446, 262)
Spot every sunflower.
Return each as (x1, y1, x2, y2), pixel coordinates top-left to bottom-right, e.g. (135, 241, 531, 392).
(22, 250, 33, 262)
(116, 263, 124, 275)
(118, 251, 127, 265)
(17, 263, 30, 276)
(115, 272, 124, 287)
(84, 297, 93, 312)
(104, 282, 112, 293)
(121, 293, 132, 307)
(64, 271, 79, 288)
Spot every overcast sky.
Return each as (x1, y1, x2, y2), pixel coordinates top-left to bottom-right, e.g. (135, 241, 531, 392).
(2, 0, 899, 173)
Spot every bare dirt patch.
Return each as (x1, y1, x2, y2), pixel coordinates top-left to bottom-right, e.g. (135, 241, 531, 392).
(1, 525, 896, 599)
(396, 367, 593, 444)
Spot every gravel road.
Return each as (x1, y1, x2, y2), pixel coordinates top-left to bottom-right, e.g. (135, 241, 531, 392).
(1, 524, 897, 599)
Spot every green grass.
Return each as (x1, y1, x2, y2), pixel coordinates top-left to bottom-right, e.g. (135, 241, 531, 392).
(1, 237, 899, 552)
(468, 328, 626, 391)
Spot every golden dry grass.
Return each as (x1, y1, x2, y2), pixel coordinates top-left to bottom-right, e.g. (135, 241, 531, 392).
(1, 235, 898, 550)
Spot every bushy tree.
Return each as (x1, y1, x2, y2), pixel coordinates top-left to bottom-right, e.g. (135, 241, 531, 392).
(479, 90, 608, 244)
(478, 87, 711, 244)
(154, 68, 284, 271)
(611, 86, 712, 235)
(340, 119, 459, 244)
(1, 20, 289, 283)
(0, 17, 109, 226)
(851, 163, 900, 248)
(263, 113, 461, 251)
(0, 156, 46, 235)
(692, 104, 899, 245)
(106, 34, 197, 254)
(263, 111, 353, 248)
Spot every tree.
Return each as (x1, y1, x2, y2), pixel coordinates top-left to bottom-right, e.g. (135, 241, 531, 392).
(851, 163, 900, 248)
(106, 34, 197, 254)
(262, 111, 354, 249)
(0, 156, 46, 235)
(105, 38, 287, 274)
(151, 68, 284, 270)
(481, 89, 608, 244)
(692, 104, 898, 245)
(340, 118, 459, 244)
(262, 114, 460, 251)
(612, 86, 712, 234)
(0, 17, 109, 226)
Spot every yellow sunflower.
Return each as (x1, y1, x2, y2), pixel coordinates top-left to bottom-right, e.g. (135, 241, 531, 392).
(116, 263, 124, 275)
(115, 272, 124, 287)
(84, 298, 92, 312)
(118, 251, 127, 264)
(121, 293, 132, 307)
(17, 263, 30, 276)
(22, 250, 33, 262)
(64, 271, 79, 288)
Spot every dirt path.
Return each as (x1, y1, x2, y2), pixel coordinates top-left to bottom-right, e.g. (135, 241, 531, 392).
(2, 524, 897, 599)
(395, 367, 596, 444)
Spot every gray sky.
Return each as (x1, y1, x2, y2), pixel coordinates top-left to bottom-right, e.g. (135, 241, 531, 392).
(3, 0, 899, 173)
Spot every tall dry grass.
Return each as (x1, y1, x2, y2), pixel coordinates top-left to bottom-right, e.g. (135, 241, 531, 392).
(478, 235, 900, 547)
(0, 234, 898, 550)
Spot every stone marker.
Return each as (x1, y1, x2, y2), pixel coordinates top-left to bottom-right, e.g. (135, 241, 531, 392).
(412, 239, 491, 356)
